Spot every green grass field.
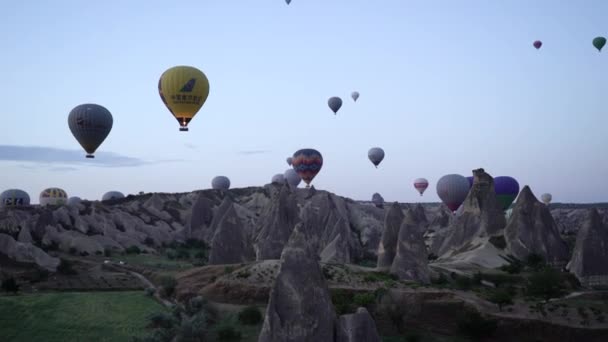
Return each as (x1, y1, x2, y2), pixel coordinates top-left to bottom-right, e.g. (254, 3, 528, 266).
(0, 291, 166, 342)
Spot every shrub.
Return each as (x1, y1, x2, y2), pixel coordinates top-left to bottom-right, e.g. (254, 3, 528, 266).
(166, 249, 177, 260)
(353, 293, 375, 308)
(431, 273, 449, 285)
(176, 314, 207, 342)
(144, 287, 156, 297)
(194, 251, 207, 260)
(176, 249, 190, 260)
(104, 248, 112, 257)
(126, 245, 142, 254)
(236, 271, 250, 279)
(489, 235, 507, 249)
(217, 325, 242, 341)
(331, 289, 356, 315)
(147, 312, 177, 330)
(454, 275, 475, 291)
(526, 267, 566, 302)
(238, 305, 263, 325)
(69, 247, 78, 255)
(1, 277, 19, 294)
(526, 253, 546, 271)
(160, 276, 177, 298)
(224, 266, 235, 274)
(457, 310, 497, 340)
(57, 258, 78, 275)
(487, 288, 514, 311)
(144, 237, 155, 246)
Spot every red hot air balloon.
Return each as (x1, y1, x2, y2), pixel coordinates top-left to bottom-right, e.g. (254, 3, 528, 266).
(292, 149, 323, 188)
(533, 40, 542, 49)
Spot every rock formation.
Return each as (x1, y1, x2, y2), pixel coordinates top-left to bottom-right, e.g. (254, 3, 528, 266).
(377, 203, 404, 271)
(336, 307, 381, 342)
(390, 208, 431, 283)
(208, 200, 254, 265)
(187, 193, 214, 242)
(567, 209, 608, 287)
(504, 186, 569, 265)
(0, 233, 60, 272)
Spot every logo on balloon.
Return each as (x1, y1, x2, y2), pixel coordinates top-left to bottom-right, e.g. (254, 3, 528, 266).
(180, 78, 197, 92)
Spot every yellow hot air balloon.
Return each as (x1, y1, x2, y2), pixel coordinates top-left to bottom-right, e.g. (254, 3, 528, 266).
(158, 66, 210, 131)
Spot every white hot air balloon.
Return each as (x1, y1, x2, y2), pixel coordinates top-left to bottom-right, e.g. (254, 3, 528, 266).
(413, 178, 429, 196)
(67, 196, 82, 206)
(284, 169, 301, 188)
(541, 193, 552, 205)
(271, 174, 285, 184)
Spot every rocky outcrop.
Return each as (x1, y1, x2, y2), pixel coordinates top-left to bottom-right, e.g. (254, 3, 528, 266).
(336, 307, 381, 342)
(377, 203, 404, 271)
(254, 184, 300, 260)
(0, 233, 60, 272)
(258, 224, 337, 342)
(505, 186, 569, 265)
(187, 194, 214, 242)
(208, 201, 254, 265)
(390, 208, 430, 283)
(567, 209, 608, 287)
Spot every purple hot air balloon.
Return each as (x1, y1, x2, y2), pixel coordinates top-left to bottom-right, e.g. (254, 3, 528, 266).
(494, 176, 520, 211)
(533, 40, 542, 49)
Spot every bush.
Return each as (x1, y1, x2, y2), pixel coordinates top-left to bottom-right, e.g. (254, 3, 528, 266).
(353, 293, 375, 308)
(526, 253, 546, 271)
(160, 276, 177, 298)
(217, 325, 242, 341)
(104, 248, 112, 257)
(126, 245, 142, 255)
(1, 277, 19, 294)
(331, 289, 356, 315)
(176, 249, 190, 260)
(487, 288, 514, 311)
(57, 258, 78, 275)
(526, 267, 566, 302)
(489, 235, 507, 249)
(454, 274, 475, 291)
(457, 310, 497, 340)
(238, 305, 263, 325)
(144, 237, 155, 247)
(69, 247, 78, 255)
(224, 266, 235, 274)
(176, 314, 207, 342)
(194, 251, 207, 260)
(144, 287, 156, 297)
(147, 312, 177, 330)
(431, 273, 449, 285)
(166, 249, 177, 260)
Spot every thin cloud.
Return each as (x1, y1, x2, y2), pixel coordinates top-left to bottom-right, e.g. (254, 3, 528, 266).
(184, 143, 198, 150)
(238, 149, 271, 155)
(0, 145, 182, 168)
(49, 166, 79, 172)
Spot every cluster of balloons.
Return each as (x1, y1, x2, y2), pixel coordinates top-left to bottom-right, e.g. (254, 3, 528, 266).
(0, 188, 129, 207)
(532, 36, 606, 51)
(327, 92, 359, 115)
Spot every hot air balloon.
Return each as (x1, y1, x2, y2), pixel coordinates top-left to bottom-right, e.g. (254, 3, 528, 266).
(292, 149, 323, 188)
(371, 193, 384, 208)
(158, 65, 210, 131)
(367, 147, 385, 168)
(0, 189, 30, 207)
(413, 178, 429, 196)
(286, 157, 293, 166)
(593, 36, 606, 52)
(328, 97, 342, 115)
(102, 191, 125, 201)
(466, 176, 474, 188)
(533, 40, 542, 49)
(285, 0, 291, 4)
(284, 169, 302, 188)
(39, 188, 68, 206)
(68, 104, 113, 158)
(67, 196, 82, 206)
(351, 91, 360, 102)
(436, 174, 470, 213)
(271, 174, 285, 184)
(541, 193, 552, 205)
(493, 176, 520, 211)
(212, 176, 231, 190)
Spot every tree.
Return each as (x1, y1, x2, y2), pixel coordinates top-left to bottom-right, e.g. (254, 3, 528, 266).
(1, 277, 19, 294)
(487, 288, 514, 311)
(526, 267, 565, 302)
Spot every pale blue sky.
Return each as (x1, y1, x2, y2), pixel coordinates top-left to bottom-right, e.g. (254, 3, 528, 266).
(0, 0, 606, 204)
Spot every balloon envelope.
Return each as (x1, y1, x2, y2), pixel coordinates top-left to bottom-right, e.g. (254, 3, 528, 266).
(541, 193, 552, 205)
(436, 174, 470, 212)
(40, 188, 68, 206)
(466, 176, 474, 188)
(158, 65, 210, 131)
(68, 104, 113, 158)
(286, 157, 293, 166)
(102, 191, 125, 201)
(593, 36, 606, 52)
(1, 189, 30, 207)
(351, 91, 360, 102)
(271, 174, 285, 184)
(413, 178, 429, 196)
(67, 196, 82, 206)
(494, 176, 520, 210)
(285, 0, 291, 4)
(292, 149, 323, 187)
(371, 193, 384, 208)
(283, 169, 302, 188)
(212, 176, 231, 190)
(328, 97, 343, 114)
(533, 40, 542, 49)
(367, 147, 385, 167)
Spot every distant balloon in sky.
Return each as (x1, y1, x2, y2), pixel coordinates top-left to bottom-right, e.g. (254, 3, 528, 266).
(413, 178, 429, 196)
(286, 157, 293, 166)
(1, 189, 30, 207)
(285, 0, 291, 4)
(212, 176, 231, 190)
(372, 193, 384, 208)
(351, 91, 360, 102)
(292, 148, 323, 188)
(271, 174, 285, 184)
(40, 188, 68, 206)
(593, 36, 606, 52)
(541, 193, 552, 205)
(68, 104, 113, 159)
(494, 176, 520, 211)
(466, 176, 474, 188)
(158, 65, 210, 131)
(67, 196, 82, 206)
(283, 169, 301, 188)
(328, 97, 343, 115)
(533, 40, 542, 49)
(436, 174, 470, 213)
(102, 191, 125, 201)
(367, 147, 385, 168)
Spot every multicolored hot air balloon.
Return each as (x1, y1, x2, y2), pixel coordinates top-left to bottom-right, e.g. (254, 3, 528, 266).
(541, 193, 552, 205)
(494, 176, 520, 211)
(368, 147, 385, 168)
(0, 189, 30, 207)
(533, 40, 542, 49)
(413, 178, 429, 196)
(271, 174, 285, 184)
(102, 191, 125, 201)
(371, 193, 384, 208)
(40, 188, 68, 206)
(436, 174, 470, 212)
(68, 104, 113, 158)
(351, 91, 360, 102)
(328, 97, 342, 115)
(212, 176, 231, 190)
(292, 149, 323, 188)
(593, 36, 606, 52)
(286, 157, 293, 166)
(158, 65, 210, 131)
(284, 169, 301, 188)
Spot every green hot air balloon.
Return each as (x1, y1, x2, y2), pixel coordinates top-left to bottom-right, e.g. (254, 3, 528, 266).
(593, 36, 606, 52)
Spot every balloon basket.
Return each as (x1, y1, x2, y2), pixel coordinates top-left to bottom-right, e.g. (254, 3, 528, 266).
(86, 155, 94, 159)
(179, 127, 189, 132)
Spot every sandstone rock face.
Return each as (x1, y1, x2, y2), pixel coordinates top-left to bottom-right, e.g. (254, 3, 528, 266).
(390, 208, 431, 283)
(208, 200, 254, 265)
(567, 209, 608, 287)
(336, 307, 381, 342)
(258, 224, 337, 342)
(377, 203, 404, 271)
(187, 194, 214, 242)
(0, 233, 60, 272)
(505, 186, 569, 265)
